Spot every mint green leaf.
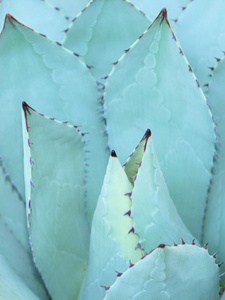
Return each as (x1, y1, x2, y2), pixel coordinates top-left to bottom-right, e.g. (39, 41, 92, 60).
(0, 220, 49, 299)
(104, 9, 215, 240)
(104, 244, 220, 300)
(0, 255, 42, 300)
(0, 16, 107, 221)
(0, 1, 69, 42)
(203, 56, 225, 281)
(63, 0, 151, 79)
(129, 131, 195, 251)
(131, 0, 190, 20)
(79, 151, 144, 300)
(22, 103, 90, 300)
(174, 0, 225, 86)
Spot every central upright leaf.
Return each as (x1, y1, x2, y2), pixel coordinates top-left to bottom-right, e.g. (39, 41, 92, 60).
(104, 9, 215, 240)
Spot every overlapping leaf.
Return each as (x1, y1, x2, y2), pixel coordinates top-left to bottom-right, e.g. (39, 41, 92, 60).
(174, 0, 225, 86)
(79, 151, 144, 300)
(104, 244, 219, 299)
(203, 57, 225, 281)
(22, 103, 90, 300)
(63, 0, 151, 79)
(104, 9, 215, 240)
(0, 15, 108, 222)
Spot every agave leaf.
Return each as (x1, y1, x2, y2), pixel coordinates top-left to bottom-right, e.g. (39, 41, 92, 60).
(125, 130, 196, 251)
(63, 0, 151, 80)
(45, 0, 90, 20)
(0, 254, 43, 300)
(78, 151, 144, 300)
(104, 244, 220, 300)
(203, 56, 225, 281)
(174, 0, 225, 86)
(130, 0, 190, 20)
(22, 103, 90, 300)
(0, 220, 49, 299)
(0, 15, 108, 221)
(0, 160, 28, 251)
(104, 9, 215, 240)
(0, 1, 69, 42)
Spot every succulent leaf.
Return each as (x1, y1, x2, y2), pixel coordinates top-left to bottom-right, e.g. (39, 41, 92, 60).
(63, 0, 151, 79)
(203, 56, 225, 281)
(78, 151, 144, 300)
(0, 15, 108, 221)
(0, 1, 69, 42)
(128, 130, 196, 251)
(0, 220, 49, 299)
(0, 254, 43, 300)
(22, 103, 90, 300)
(174, 0, 225, 86)
(104, 244, 220, 299)
(130, 0, 190, 20)
(104, 9, 215, 240)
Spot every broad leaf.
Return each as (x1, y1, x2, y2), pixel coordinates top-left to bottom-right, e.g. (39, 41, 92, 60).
(0, 1, 69, 42)
(0, 15, 108, 222)
(174, 0, 225, 86)
(63, 0, 151, 79)
(79, 151, 144, 300)
(104, 9, 215, 240)
(0, 255, 42, 300)
(104, 244, 220, 299)
(203, 57, 225, 281)
(22, 103, 89, 300)
(130, 0, 190, 20)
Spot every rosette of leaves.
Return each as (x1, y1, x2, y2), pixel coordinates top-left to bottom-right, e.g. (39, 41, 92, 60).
(0, 0, 225, 299)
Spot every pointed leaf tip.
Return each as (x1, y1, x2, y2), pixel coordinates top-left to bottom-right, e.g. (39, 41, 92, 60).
(144, 129, 151, 139)
(111, 150, 117, 157)
(160, 8, 167, 25)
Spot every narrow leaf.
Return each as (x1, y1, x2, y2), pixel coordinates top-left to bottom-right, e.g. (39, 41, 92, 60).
(22, 103, 89, 300)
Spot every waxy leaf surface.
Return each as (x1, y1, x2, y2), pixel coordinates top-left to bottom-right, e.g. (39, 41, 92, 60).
(22, 104, 90, 300)
(104, 9, 215, 240)
(0, 16, 108, 222)
(203, 57, 225, 281)
(174, 0, 225, 86)
(104, 244, 219, 299)
(63, 0, 151, 79)
(79, 152, 143, 300)
(126, 131, 195, 251)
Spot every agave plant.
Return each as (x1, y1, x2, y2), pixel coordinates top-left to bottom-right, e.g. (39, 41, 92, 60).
(0, 0, 225, 299)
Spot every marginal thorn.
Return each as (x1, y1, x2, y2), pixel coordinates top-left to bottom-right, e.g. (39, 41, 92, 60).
(115, 271, 123, 277)
(203, 243, 208, 249)
(220, 272, 225, 279)
(191, 239, 195, 245)
(124, 210, 131, 217)
(213, 252, 218, 259)
(125, 191, 132, 198)
(128, 227, 135, 234)
(100, 285, 110, 291)
(131, 175, 137, 182)
(218, 262, 224, 268)
(111, 150, 117, 157)
(181, 238, 185, 245)
(135, 243, 142, 249)
(129, 260, 135, 268)
(173, 242, 178, 246)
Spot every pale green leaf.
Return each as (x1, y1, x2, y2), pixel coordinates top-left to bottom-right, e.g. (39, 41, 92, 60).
(174, 0, 225, 86)
(129, 131, 196, 251)
(0, 220, 49, 299)
(22, 103, 90, 300)
(63, 0, 151, 79)
(79, 151, 144, 300)
(0, 255, 42, 300)
(0, 16, 108, 221)
(104, 9, 215, 240)
(130, 0, 190, 20)
(203, 56, 225, 281)
(104, 244, 219, 300)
